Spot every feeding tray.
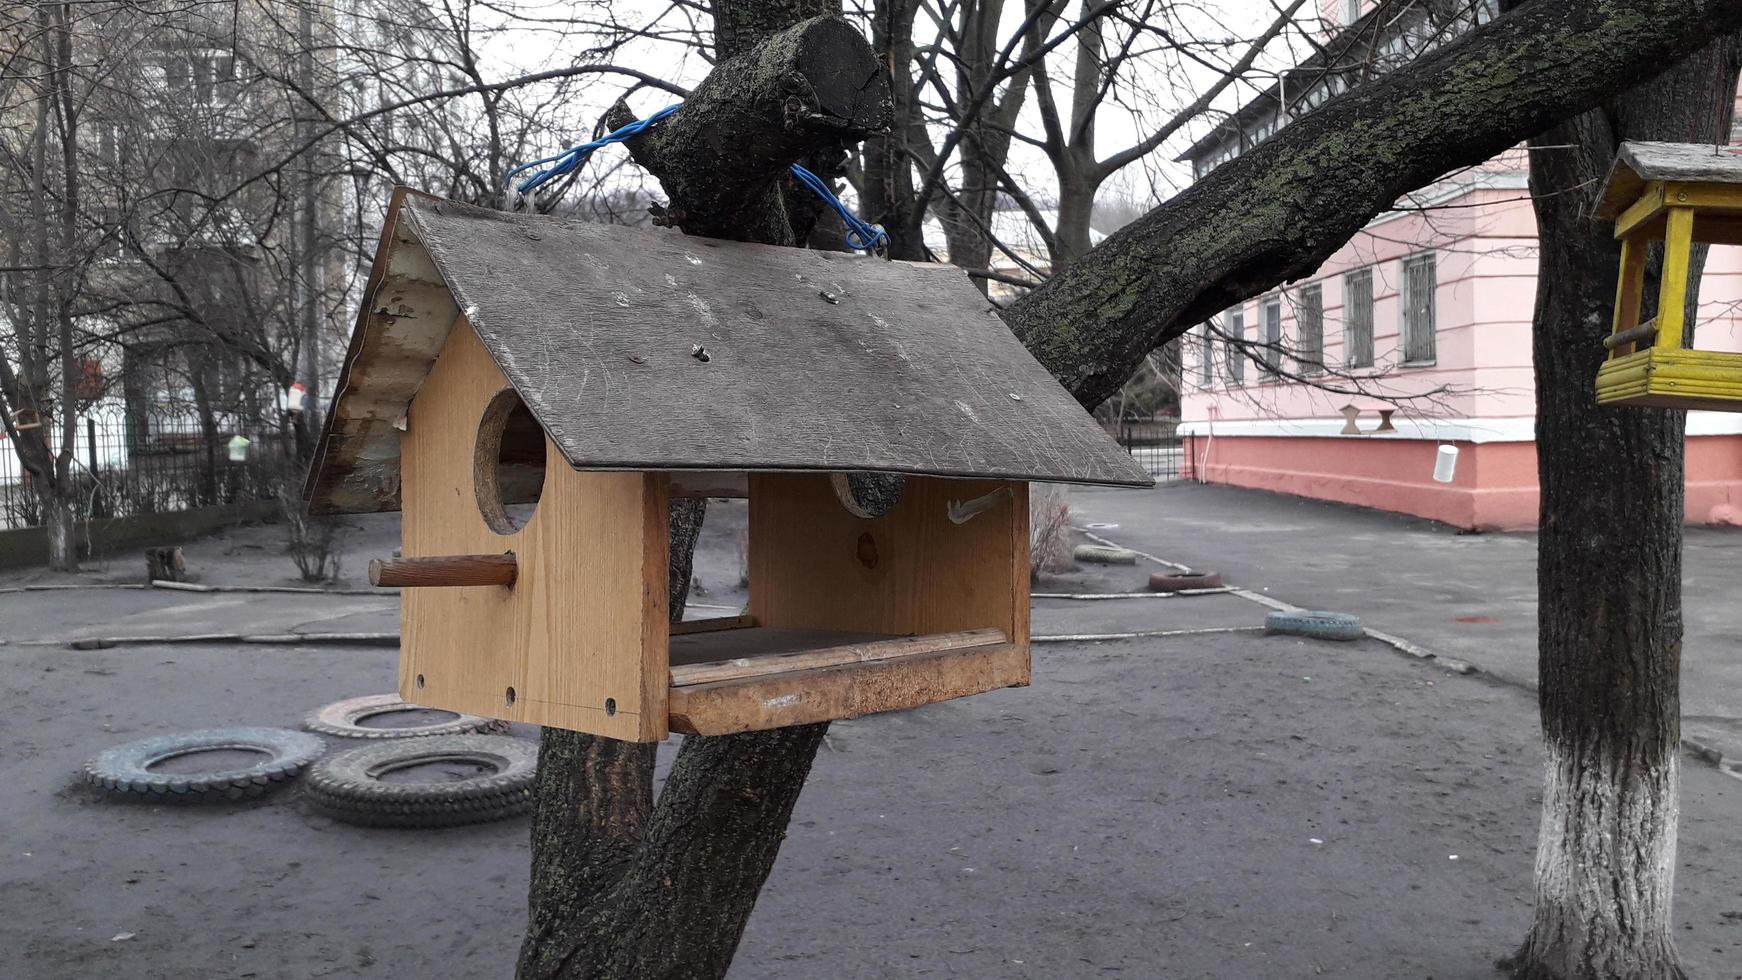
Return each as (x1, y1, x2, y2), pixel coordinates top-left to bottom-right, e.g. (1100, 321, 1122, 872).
(304, 188, 1151, 741)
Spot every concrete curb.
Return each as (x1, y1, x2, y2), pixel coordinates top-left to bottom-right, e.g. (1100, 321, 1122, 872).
(0, 581, 391, 596)
(1031, 588, 1236, 600)
(1073, 527, 1742, 777)
(1034, 626, 1263, 643)
(61, 632, 399, 650)
(1074, 526, 1481, 676)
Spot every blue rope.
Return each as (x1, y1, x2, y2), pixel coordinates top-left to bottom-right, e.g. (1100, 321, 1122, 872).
(505, 104, 681, 196)
(506, 104, 887, 253)
(787, 163, 886, 252)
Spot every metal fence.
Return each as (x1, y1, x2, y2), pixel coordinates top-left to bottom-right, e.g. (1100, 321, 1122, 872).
(1111, 417, 1184, 483)
(0, 398, 292, 531)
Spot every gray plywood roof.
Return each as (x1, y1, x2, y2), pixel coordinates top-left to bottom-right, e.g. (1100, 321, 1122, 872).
(1595, 141, 1742, 219)
(308, 190, 1151, 513)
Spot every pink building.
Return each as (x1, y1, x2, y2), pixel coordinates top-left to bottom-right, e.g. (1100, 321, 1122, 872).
(1175, 2, 1742, 531)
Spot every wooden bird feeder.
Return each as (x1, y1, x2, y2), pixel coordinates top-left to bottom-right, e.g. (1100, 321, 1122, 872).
(1595, 141, 1742, 411)
(305, 189, 1151, 742)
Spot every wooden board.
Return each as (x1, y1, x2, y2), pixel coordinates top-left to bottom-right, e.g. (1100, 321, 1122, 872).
(398, 317, 669, 741)
(668, 626, 1003, 685)
(748, 474, 1030, 645)
(1597, 141, 1742, 219)
(670, 626, 884, 666)
(306, 191, 1153, 515)
(668, 642, 1029, 736)
(670, 615, 756, 637)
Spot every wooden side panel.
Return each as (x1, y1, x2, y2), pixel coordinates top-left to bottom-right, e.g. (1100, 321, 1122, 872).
(748, 474, 1030, 652)
(400, 317, 668, 741)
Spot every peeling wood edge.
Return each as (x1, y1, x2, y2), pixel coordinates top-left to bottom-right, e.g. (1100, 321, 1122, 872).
(666, 641, 1030, 736)
(669, 627, 1007, 687)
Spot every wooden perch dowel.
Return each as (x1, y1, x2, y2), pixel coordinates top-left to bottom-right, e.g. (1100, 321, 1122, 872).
(1605, 318, 1659, 351)
(369, 554, 518, 588)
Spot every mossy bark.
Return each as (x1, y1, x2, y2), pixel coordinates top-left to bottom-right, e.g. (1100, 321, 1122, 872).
(1501, 29, 1742, 980)
(1001, 0, 1742, 410)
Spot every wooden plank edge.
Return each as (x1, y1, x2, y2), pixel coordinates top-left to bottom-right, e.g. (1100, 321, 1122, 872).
(670, 614, 757, 637)
(667, 641, 1030, 736)
(669, 626, 1006, 687)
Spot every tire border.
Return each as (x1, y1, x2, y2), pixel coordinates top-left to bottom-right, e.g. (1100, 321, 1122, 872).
(305, 694, 508, 739)
(303, 733, 537, 828)
(1264, 610, 1365, 642)
(82, 727, 325, 803)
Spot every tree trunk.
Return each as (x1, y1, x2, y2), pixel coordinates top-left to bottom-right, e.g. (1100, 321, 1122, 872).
(515, 6, 880, 978)
(43, 489, 76, 571)
(1502, 32, 1742, 980)
(859, 0, 927, 261)
(1051, 154, 1098, 270)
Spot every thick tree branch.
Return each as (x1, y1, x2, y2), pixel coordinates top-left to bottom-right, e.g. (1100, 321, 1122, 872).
(1005, 0, 1742, 408)
(608, 15, 891, 242)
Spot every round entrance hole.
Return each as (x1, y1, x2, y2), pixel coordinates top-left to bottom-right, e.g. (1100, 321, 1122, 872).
(476, 390, 547, 534)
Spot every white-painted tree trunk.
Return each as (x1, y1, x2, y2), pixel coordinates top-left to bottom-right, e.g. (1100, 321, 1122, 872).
(1515, 745, 1682, 979)
(45, 495, 76, 571)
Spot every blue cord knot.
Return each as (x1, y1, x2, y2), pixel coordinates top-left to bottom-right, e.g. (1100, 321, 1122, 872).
(505, 104, 888, 254)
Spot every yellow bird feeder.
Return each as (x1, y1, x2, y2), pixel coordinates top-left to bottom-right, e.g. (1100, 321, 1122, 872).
(1595, 141, 1742, 411)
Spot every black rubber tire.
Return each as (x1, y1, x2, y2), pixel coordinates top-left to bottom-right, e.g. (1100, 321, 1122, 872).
(1149, 571, 1223, 592)
(304, 694, 508, 740)
(1264, 610, 1365, 641)
(83, 728, 324, 803)
(1073, 544, 1138, 565)
(304, 734, 537, 828)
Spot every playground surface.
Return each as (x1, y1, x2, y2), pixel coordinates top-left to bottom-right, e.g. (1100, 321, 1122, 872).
(1, 488, 1740, 979)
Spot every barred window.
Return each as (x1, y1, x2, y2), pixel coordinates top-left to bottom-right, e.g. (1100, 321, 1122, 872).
(1226, 309, 1246, 384)
(1401, 252, 1437, 364)
(1297, 284, 1324, 376)
(1343, 268, 1374, 369)
(1262, 297, 1283, 374)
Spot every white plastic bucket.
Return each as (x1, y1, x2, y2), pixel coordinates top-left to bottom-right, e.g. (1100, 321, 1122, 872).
(1433, 444, 1459, 484)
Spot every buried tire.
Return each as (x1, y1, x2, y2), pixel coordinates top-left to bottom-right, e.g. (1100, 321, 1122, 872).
(1073, 544, 1138, 565)
(1149, 571, 1222, 592)
(83, 727, 324, 803)
(1264, 610, 1365, 642)
(304, 734, 536, 828)
(305, 694, 507, 740)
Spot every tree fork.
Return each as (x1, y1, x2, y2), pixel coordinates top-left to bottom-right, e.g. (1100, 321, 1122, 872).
(1002, 0, 1742, 410)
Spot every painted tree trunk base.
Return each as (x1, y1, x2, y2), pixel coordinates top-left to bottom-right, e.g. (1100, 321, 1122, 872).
(46, 498, 77, 571)
(1500, 748, 1684, 980)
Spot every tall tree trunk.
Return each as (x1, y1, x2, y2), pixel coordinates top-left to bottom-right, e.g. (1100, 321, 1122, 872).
(515, 8, 882, 979)
(1502, 32, 1742, 980)
(860, 0, 926, 261)
(1051, 153, 1098, 269)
